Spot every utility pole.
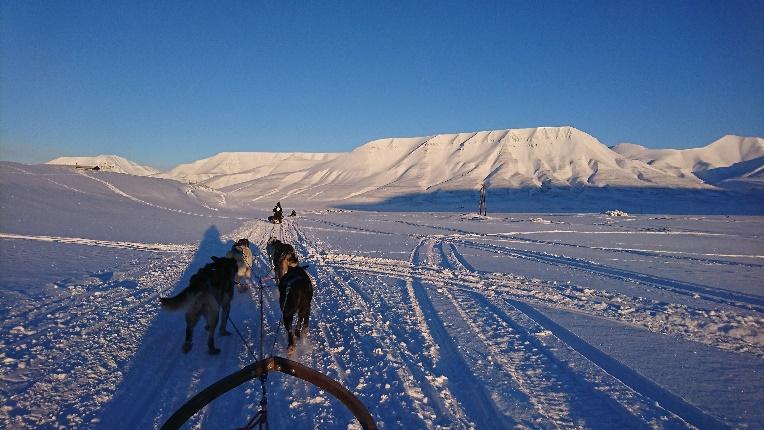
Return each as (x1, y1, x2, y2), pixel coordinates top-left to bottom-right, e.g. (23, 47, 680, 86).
(478, 183, 487, 216)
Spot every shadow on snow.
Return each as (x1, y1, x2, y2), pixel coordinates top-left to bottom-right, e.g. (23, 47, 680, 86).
(97, 225, 264, 428)
(336, 186, 764, 215)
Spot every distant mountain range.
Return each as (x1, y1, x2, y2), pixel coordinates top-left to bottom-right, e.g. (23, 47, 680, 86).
(45, 126, 764, 205)
(46, 155, 159, 176)
(611, 135, 764, 190)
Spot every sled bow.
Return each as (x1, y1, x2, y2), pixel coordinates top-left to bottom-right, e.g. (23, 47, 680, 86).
(160, 356, 377, 430)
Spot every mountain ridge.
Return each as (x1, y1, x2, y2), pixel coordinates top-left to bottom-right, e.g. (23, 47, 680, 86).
(45, 127, 764, 204)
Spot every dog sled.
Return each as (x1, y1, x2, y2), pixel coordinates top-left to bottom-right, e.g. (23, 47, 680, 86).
(160, 355, 376, 430)
(161, 237, 376, 430)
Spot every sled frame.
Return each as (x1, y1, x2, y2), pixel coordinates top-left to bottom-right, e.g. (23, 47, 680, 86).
(160, 356, 376, 430)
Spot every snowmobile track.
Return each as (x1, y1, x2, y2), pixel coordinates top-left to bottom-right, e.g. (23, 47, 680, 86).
(450, 238, 764, 311)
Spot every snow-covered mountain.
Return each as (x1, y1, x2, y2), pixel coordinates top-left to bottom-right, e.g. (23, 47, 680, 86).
(155, 152, 341, 188)
(42, 128, 764, 207)
(224, 126, 712, 203)
(46, 155, 159, 176)
(612, 135, 764, 189)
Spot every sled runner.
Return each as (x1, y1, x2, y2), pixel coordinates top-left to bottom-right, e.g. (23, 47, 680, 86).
(160, 356, 376, 430)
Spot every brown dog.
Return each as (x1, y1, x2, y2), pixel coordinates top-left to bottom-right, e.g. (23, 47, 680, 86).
(266, 237, 298, 282)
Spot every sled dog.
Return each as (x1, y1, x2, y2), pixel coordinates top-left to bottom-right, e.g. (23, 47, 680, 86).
(278, 264, 313, 353)
(159, 256, 237, 355)
(266, 237, 298, 281)
(226, 238, 253, 292)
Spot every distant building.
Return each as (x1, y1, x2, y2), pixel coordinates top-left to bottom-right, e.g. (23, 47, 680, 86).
(74, 163, 101, 171)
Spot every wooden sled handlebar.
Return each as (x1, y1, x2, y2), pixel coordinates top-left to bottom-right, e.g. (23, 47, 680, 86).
(160, 356, 377, 430)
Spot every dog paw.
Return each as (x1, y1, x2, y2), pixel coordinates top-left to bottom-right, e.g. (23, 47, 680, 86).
(208, 347, 221, 355)
(219, 330, 231, 336)
(182, 343, 192, 353)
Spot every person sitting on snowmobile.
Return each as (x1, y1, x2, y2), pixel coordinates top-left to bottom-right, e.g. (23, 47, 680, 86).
(272, 202, 283, 223)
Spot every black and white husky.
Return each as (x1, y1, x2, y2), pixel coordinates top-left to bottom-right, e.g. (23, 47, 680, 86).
(159, 256, 237, 355)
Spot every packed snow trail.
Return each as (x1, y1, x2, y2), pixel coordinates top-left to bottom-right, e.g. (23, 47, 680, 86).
(3, 214, 762, 428)
(245, 219, 697, 428)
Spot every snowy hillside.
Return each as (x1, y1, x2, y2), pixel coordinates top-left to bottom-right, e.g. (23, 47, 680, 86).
(36, 128, 764, 213)
(224, 127, 712, 203)
(612, 135, 764, 189)
(46, 155, 159, 176)
(0, 162, 245, 242)
(1, 161, 762, 429)
(155, 152, 341, 188)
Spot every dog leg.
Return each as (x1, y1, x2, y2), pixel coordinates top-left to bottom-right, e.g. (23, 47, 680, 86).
(284, 312, 296, 349)
(219, 300, 231, 337)
(297, 293, 312, 339)
(183, 311, 200, 353)
(236, 274, 248, 293)
(205, 303, 221, 355)
(296, 309, 309, 339)
(287, 329, 296, 355)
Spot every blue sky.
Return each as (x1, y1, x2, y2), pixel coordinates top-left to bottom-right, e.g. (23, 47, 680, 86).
(1, 1, 762, 170)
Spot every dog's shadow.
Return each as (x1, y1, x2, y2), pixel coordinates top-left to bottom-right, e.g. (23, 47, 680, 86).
(96, 225, 259, 428)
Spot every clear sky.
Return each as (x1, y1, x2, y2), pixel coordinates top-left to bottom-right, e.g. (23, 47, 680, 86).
(1, 1, 762, 170)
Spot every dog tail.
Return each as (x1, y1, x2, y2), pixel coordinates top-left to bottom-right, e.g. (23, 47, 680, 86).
(159, 289, 192, 311)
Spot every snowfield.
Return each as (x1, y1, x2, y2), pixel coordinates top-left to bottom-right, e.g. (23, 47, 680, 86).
(1, 162, 763, 429)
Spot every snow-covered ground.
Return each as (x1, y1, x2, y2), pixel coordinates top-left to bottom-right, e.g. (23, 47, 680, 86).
(1, 163, 763, 429)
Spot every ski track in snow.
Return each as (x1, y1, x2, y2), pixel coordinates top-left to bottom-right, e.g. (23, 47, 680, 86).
(2, 215, 762, 429)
